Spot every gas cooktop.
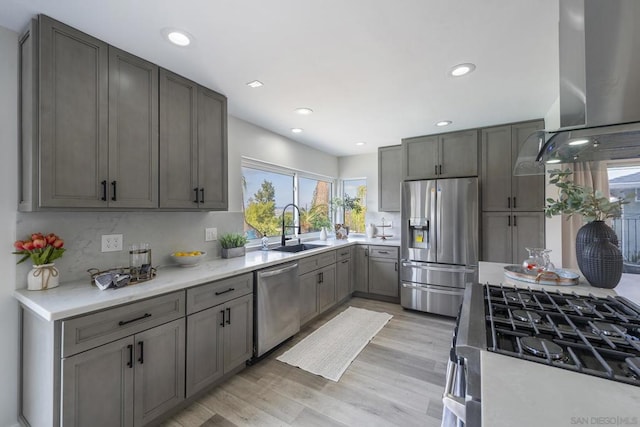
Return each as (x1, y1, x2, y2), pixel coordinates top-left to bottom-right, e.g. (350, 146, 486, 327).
(484, 284, 640, 386)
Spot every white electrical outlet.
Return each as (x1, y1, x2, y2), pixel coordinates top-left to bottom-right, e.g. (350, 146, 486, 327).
(205, 228, 217, 241)
(101, 234, 123, 252)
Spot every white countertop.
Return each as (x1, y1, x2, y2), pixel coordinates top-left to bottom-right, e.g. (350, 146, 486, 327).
(14, 237, 400, 321)
(478, 261, 640, 426)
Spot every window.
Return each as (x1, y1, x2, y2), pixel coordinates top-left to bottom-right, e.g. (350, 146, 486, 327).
(608, 163, 640, 271)
(340, 178, 367, 234)
(241, 160, 333, 240)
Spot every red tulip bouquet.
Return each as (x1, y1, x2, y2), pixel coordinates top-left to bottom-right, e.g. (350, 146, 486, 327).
(13, 233, 65, 265)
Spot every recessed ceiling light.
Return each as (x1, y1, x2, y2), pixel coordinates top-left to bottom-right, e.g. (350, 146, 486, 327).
(247, 80, 263, 88)
(568, 138, 590, 146)
(546, 159, 562, 164)
(162, 28, 192, 47)
(295, 107, 313, 115)
(450, 63, 476, 77)
(291, 128, 303, 133)
(436, 120, 452, 127)
(356, 142, 366, 146)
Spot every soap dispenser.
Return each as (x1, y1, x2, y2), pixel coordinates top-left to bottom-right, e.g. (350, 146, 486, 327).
(261, 232, 269, 250)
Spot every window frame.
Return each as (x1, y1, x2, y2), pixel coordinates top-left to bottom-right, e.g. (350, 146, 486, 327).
(241, 157, 335, 243)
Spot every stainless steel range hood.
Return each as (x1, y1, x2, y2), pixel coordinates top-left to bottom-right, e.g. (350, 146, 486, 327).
(515, 0, 640, 175)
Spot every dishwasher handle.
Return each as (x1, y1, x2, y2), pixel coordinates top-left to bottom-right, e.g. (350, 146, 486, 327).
(258, 263, 298, 278)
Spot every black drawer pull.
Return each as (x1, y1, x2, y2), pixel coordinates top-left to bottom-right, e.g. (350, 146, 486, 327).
(378, 251, 389, 254)
(226, 307, 231, 325)
(111, 181, 117, 201)
(342, 260, 349, 264)
(118, 313, 152, 326)
(101, 180, 107, 201)
(127, 344, 133, 368)
(220, 310, 225, 327)
(138, 341, 144, 364)
(215, 287, 235, 296)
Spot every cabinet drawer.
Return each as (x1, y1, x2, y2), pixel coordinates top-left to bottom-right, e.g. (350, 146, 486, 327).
(298, 251, 337, 275)
(186, 273, 253, 315)
(369, 246, 398, 259)
(62, 291, 185, 358)
(336, 247, 351, 261)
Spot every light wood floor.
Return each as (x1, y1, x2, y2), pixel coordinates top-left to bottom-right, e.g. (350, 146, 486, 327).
(161, 297, 455, 427)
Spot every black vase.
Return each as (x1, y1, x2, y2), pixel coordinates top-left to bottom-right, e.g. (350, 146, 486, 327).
(581, 237, 623, 288)
(575, 221, 618, 273)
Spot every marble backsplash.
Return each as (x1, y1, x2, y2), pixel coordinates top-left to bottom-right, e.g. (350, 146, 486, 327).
(15, 211, 244, 287)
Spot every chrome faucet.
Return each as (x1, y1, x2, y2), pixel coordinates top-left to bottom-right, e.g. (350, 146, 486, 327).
(281, 203, 301, 246)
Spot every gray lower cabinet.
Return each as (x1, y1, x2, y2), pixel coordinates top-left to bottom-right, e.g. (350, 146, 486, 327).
(317, 264, 337, 313)
(378, 145, 402, 212)
(61, 318, 185, 427)
(336, 258, 351, 302)
(299, 271, 319, 325)
(353, 245, 399, 299)
(298, 251, 339, 325)
(482, 211, 545, 264)
(21, 15, 159, 210)
(185, 274, 253, 397)
(402, 130, 478, 180)
(159, 69, 228, 210)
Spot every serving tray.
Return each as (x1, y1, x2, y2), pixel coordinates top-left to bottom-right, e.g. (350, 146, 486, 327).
(503, 265, 580, 286)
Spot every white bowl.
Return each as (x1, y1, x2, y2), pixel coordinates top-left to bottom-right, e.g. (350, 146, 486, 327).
(171, 251, 206, 267)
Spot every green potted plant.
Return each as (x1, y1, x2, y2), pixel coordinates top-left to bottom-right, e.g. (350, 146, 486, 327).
(545, 168, 627, 288)
(219, 233, 248, 259)
(331, 195, 364, 237)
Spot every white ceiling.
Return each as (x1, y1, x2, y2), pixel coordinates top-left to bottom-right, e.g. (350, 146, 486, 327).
(0, 0, 559, 157)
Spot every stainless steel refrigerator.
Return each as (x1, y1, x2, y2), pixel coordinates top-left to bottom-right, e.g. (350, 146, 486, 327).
(400, 178, 479, 317)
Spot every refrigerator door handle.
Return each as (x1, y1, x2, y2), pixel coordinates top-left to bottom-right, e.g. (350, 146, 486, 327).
(401, 262, 476, 274)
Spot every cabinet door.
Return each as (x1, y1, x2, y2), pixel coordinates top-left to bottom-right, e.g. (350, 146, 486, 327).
(39, 15, 109, 208)
(353, 245, 369, 292)
(299, 271, 319, 325)
(186, 307, 223, 398)
(335, 258, 351, 302)
(197, 87, 228, 210)
(62, 336, 134, 427)
(512, 212, 546, 264)
(481, 212, 514, 263)
(223, 294, 253, 373)
(402, 136, 439, 180)
(368, 257, 399, 297)
(317, 264, 336, 313)
(439, 130, 478, 178)
(134, 318, 185, 426)
(378, 145, 402, 212)
(511, 121, 545, 211)
(481, 125, 512, 211)
(159, 69, 198, 209)
(108, 47, 158, 208)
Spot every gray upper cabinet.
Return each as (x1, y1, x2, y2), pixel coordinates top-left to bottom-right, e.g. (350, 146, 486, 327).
(159, 69, 228, 210)
(108, 47, 159, 208)
(378, 145, 402, 212)
(402, 130, 478, 180)
(481, 120, 545, 212)
(37, 15, 109, 208)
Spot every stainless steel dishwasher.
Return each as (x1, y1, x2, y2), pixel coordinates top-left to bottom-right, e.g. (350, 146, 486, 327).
(254, 262, 300, 358)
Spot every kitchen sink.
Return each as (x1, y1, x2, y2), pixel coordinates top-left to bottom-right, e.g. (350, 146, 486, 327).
(272, 243, 326, 253)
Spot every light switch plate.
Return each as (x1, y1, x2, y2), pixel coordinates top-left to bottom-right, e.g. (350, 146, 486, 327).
(205, 228, 217, 241)
(101, 234, 123, 252)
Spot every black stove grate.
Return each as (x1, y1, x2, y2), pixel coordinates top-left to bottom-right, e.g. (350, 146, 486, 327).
(484, 284, 640, 386)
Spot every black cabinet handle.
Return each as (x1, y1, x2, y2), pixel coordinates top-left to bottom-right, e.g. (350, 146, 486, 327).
(378, 251, 389, 254)
(101, 180, 107, 201)
(220, 310, 225, 327)
(138, 341, 144, 364)
(193, 188, 199, 204)
(513, 197, 517, 209)
(215, 287, 235, 296)
(514, 215, 517, 227)
(200, 188, 204, 203)
(341, 260, 349, 264)
(127, 344, 133, 368)
(435, 165, 438, 175)
(507, 197, 511, 209)
(118, 313, 151, 326)
(395, 262, 398, 271)
(111, 181, 117, 201)
(226, 307, 231, 325)
(508, 216, 511, 227)
(439, 164, 442, 175)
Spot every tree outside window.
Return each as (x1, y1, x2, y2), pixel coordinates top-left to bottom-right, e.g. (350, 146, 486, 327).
(339, 179, 366, 234)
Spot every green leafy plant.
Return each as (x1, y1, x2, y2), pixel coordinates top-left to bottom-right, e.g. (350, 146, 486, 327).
(219, 233, 248, 249)
(545, 169, 627, 221)
(331, 195, 364, 215)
